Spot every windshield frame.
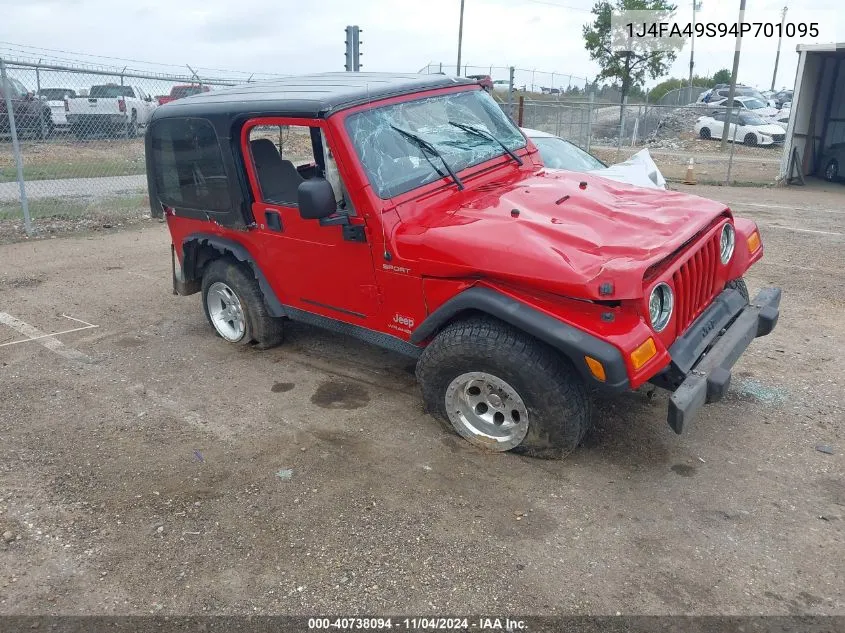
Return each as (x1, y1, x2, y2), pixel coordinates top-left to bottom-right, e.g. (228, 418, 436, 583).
(340, 86, 527, 201)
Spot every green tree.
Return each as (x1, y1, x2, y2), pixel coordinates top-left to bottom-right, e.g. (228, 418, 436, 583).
(712, 68, 732, 84)
(583, 0, 679, 106)
(648, 74, 715, 102)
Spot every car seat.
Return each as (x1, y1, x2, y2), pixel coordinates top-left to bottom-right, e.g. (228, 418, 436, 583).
(250, 138, 304, 206)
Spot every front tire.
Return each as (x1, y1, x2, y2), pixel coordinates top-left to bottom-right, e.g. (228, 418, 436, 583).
(726, 278, 750, 303)
(416, 317, 591, 459)
(744, 133, 757, 147)
(824, 159, 839, 182)
(699, 127, 711, 139)
(201, 258, 284, 349)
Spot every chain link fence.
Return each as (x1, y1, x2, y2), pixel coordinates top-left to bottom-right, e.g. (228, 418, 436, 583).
(0, 56, 254, 236)
(2, 56, 786, 239)
(419, 62, 591, 95)
(517, 97, 784, 186)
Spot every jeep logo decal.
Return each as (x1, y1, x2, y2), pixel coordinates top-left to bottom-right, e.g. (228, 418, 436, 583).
(393, 314, 415, 328)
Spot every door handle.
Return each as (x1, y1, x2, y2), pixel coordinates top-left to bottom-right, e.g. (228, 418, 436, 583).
(265, 210, 283, 232)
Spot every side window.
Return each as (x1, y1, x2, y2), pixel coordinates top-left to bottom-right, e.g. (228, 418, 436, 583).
(246, 123, 349, 213)
(150, 118, 229, 212)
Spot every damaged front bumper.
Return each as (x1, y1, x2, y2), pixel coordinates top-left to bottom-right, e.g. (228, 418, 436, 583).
(656, 286, 782, 433)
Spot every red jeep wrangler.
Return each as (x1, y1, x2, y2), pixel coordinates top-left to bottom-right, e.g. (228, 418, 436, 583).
(145, 73, 781, 458)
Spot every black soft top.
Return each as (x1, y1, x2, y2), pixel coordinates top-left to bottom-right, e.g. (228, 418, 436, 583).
(150, 72, 476, 122)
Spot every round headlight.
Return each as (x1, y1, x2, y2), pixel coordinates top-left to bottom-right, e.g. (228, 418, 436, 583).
(649, 283, 673, 332)
(720, 223, 735, 264)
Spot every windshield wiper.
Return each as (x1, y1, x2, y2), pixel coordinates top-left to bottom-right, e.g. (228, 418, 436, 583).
(390, 125, 464, 190)
(449, 121, 523, 166)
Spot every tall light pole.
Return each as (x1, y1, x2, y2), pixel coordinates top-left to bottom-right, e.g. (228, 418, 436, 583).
(456, 0, 466, 76)
(720, 0, 747, 151)
(688, 1, 702, 93)
(770, 5, 788, 91)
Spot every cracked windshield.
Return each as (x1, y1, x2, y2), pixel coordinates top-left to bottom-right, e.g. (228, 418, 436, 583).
(345, 89, 525, 198)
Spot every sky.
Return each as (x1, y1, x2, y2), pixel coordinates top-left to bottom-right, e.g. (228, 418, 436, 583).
(1, 0, 842, 93)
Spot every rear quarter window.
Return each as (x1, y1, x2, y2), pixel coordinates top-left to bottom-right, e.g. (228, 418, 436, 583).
(149, 118, 230, 212)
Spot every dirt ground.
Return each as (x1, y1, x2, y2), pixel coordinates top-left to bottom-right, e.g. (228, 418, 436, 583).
(0, 182, 843, 617)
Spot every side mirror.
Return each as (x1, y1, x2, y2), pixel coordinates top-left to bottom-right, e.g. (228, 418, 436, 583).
(297, 178, 336, 220)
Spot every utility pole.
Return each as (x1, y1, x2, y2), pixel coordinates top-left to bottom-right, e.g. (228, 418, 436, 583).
(456, 0, 465, 76)
(771, 5, 788, 91)
(688, 0, 702, 101)
(720, 0, 746, 151)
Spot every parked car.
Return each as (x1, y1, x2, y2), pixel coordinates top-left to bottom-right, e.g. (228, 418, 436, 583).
(1, 77, 53, 138)
(819, 142, 845, 183)
(156, 84, 211, 106)
(37, 88, 76, 129)
(145, 72, 780, 458)
(771, 90, 793, 109)
(695, 111, 785, 146)
(66, 83, 156, 138)
(702, 84, 765, 105)
(710, 95, 779, 119)
(521, 128, 665, 189)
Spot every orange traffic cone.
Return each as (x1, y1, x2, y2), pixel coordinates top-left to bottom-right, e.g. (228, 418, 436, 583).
(683, 158, 696, 185)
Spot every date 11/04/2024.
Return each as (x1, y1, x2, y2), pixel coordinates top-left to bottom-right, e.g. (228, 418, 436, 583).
(625, 21, 819, 39)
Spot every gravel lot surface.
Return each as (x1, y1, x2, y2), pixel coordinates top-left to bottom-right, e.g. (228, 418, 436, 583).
(0, 183, 842, 616)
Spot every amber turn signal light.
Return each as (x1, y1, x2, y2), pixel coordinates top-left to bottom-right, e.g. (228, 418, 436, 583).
(585, 356, 606, 382)
(630, 338, 657, 370)
(747, 230, 761, 254)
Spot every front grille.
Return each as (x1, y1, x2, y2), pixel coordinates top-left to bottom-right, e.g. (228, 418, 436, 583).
(671, 230, 722, 333)
(772, 134, 785, 143)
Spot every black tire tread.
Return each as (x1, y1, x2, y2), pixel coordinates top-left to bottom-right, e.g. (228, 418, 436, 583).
(726, 277, 749, 303)
(416, 316, 590, 459)
(201, 257, 284, 349)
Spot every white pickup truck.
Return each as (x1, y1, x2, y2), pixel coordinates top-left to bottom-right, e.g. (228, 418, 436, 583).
(66, 84, 156, 138)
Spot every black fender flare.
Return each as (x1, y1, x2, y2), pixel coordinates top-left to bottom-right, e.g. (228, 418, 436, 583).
(181, 233, 287, 318)
(410, 286, 629, 392)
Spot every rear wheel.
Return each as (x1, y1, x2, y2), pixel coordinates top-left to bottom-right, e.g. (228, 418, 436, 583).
(824, 159, 839, 182)
(416, 317, 591, 459)
(744, 133, 757, 147)
(699, 127, 711, 139)
(201, 258, 284, 349)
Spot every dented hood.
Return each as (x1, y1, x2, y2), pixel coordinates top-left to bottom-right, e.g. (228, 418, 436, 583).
(394, 170, 730, 300)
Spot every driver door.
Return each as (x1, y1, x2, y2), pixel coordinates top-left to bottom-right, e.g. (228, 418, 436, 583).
(242, 117, 381, 323)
